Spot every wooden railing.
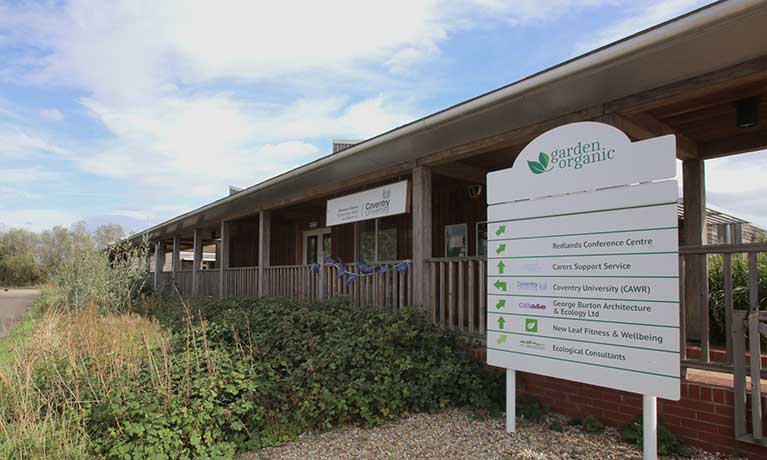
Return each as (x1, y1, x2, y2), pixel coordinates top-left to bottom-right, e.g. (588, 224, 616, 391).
(426, 257, 487, 336)
(263, 262, 413, 307)
(264, 265, 316, 300)
(679, 242, 767, 374)
(175, 270, 193, 296)
(223, 266, 259, 298)
(196, 269, 219, 297)
(327, 262, 413, 308)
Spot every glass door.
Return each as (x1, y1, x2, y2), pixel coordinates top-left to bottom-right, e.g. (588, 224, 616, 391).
(303, 229, 331, 264)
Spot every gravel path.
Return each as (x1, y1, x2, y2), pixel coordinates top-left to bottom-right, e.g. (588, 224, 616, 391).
(243, 410, 741, 460)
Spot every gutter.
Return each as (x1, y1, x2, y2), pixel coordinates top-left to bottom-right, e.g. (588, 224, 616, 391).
(128, 0, 764, 243)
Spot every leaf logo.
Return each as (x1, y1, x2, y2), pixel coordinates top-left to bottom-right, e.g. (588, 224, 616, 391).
(527, 152, 553, 175)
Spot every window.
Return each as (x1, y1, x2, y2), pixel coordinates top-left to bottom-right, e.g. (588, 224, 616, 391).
(445, 223, 468, 257)
(358, 217, 399, 263)
(476, 221, 488, 256)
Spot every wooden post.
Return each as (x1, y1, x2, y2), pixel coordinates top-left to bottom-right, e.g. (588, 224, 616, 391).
(319, 256, 326, 300)
(412, 166, 432, 306)
(171, 235, 180, 282)
(219, 221, 230, 298)
(192, 228, 202, 296)
(682, 159, 708, 346)
(153, 241, 165, 291)
(258, 210, 271, 297)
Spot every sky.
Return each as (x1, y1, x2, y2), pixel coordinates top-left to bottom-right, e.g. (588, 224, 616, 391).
(1, 0, 765, 233)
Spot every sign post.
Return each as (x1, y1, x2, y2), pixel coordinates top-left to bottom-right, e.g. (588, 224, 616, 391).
(486, 122, 680, 460)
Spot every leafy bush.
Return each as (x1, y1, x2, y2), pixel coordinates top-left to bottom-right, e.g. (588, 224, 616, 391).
(54, 237, 149, 312)
(516, 394, 547, 423)
(707, 252, 767, 345)
(581, 415, 605, 434)
(621, 417, 691, 457)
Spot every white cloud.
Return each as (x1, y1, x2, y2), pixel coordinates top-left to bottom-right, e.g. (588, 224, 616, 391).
(573, 0, 712, 55)
(0, 185, 41, 202)
(40, 108, 64, 121)
(0, 123, 69, 159)
(704, 151, 767, 228)
(0, 166, 59, 184)
(0, 208, 78, 232)
(0, 0, 627, 226)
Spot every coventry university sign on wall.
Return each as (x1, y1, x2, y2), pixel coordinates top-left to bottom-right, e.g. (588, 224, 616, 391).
(326, 180, 409, 226)
(486, 121, 679, 460)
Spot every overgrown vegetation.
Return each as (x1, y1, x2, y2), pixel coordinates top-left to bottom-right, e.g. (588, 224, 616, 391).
(1, 288, 503, 459)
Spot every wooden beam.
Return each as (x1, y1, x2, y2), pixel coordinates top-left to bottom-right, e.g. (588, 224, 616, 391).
(432, 162, 487, 184)
(411, 166, 432, 307)
(171, 236, 180, 282)
(600, 112, 699, 160)
(219, 221, 230, 297)
(153, 241, 165, 291)
(700, 130, 767, 159)
(258, 210, 271, 298)
(192, 229, 202, 296)
(682, 159, 708, 344)
(605, 56, 767, 115)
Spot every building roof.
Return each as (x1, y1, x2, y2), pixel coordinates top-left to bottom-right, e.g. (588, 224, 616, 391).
(677, 200, 752, 226)
(128, 0, 767, 243)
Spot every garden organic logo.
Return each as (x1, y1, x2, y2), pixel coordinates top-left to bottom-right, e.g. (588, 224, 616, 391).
(527, 141, 616, 175)
(527, 152, 553, 175)
(525, 318, 539, 333)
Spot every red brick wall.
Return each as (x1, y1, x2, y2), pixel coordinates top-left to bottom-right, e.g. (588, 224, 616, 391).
(466, 348, 767, 459)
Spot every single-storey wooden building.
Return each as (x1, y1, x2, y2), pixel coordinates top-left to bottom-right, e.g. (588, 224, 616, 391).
(129, 0, 767, 456)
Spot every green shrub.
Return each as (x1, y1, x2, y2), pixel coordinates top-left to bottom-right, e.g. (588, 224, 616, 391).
(707, 253, 767, 345)
(75, 296, 504, 458)
(54, 237, 149, 312)
(621, 417, 691, 457)
(581, 415, 605, 434)
(516, 394, 547, 423)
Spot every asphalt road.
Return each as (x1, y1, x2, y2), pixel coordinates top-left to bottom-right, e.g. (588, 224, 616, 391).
(0, 289, 40, 339)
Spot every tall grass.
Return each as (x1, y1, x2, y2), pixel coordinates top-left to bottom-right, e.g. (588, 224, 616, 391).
(0, 303, 168, 459)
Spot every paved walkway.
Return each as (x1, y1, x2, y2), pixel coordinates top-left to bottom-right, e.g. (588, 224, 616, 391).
(0, 289, 40, 339)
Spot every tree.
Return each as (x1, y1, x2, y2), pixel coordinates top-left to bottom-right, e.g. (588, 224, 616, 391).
(94, 224, 126, 250)
(0, 228, 43, 285)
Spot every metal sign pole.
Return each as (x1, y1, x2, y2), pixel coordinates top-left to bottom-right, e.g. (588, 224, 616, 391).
(643, 395, 657, 460)
(507, 369, 516, 433)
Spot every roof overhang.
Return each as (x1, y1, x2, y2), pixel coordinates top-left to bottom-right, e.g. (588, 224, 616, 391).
(129, 0, 767, 243)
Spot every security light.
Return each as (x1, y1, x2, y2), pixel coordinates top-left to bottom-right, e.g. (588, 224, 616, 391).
(736, 97, 758, 128)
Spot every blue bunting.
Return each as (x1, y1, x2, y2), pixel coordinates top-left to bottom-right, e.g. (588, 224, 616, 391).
(344, 273, 358, 287)
(318, 258, 411, 286)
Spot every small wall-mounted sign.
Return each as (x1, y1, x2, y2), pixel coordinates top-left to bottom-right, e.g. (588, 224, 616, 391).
(326, 180, 409, 226)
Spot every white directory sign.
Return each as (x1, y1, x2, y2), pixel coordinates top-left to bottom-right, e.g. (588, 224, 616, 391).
(326, 180, 409, 226)
(486, 122, 680, 411)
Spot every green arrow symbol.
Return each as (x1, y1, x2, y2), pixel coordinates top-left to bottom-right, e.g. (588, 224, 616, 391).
(495, 299, 506, 310)
(494, 280, 507, 291)
(497, 335, 507, 345)
(498, 316, 506, 329)
(497, 260, 505, 274)
(495, 243, 506, 255)
(496, 225, 506, 236)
